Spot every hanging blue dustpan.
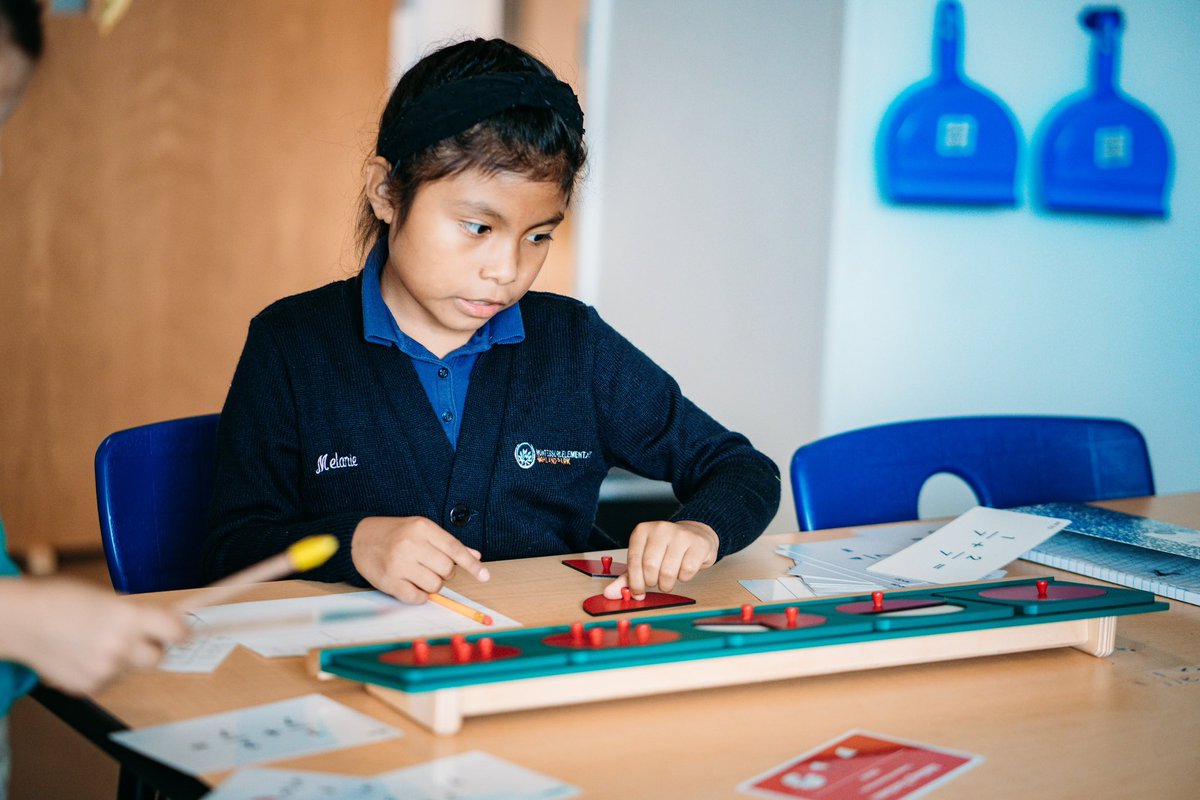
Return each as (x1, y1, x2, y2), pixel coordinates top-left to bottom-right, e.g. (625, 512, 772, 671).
(878, 0, 1020, 205)
(1037, 7, 1173, 216)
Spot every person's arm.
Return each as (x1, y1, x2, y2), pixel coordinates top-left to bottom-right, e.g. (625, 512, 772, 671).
(587, 308, 780, 597)
(202, 317, 368, 585)
(0, 578, 186, 695)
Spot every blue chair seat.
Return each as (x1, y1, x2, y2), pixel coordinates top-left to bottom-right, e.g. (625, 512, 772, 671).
(790, 415, 1153, 531)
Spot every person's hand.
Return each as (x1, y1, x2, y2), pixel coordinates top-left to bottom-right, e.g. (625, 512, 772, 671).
(0, 578, 187, 695)
(351, 516, 489, 603)
(602, 520, 719, 600)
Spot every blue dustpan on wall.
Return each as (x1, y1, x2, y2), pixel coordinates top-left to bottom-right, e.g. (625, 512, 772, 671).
(1037, 7, 1173, 216)
(878, 0, 1020, 205)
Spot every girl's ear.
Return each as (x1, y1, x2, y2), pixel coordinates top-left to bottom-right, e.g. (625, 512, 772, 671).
(364, 156, 396, 224)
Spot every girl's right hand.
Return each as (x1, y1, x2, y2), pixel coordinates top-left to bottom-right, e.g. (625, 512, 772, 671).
(350, 516, 489, 603)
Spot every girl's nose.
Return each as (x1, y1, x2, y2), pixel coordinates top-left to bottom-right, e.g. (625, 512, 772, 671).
(480, 240, 520, 283)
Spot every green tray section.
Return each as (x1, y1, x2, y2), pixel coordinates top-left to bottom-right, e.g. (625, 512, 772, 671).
(318, 578, 1167, 693)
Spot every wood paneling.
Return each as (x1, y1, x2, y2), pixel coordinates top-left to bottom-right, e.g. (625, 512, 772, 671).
(0, 1, 392, 553)
(508, 0, 585, 297)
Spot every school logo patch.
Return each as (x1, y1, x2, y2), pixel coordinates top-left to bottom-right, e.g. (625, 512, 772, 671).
(514, 441, 592, 469)
(514, 442, 537, 469)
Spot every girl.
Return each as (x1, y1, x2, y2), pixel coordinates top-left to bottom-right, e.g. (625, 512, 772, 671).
(202, 38, 779, 605)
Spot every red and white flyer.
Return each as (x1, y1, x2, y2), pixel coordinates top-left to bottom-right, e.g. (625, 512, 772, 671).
(739, 730, 983, 800)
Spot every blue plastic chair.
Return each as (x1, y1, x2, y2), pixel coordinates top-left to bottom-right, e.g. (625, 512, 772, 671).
(96, 414, 220, 594)
(790, 415, 1154, 531)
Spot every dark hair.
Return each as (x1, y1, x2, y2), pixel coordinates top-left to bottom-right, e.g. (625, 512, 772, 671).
(356, 38, 587, 256)
(0, 0, 44, 61)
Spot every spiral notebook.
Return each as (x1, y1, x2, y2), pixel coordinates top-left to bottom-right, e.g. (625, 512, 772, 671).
(1012, 503, 1200, 606)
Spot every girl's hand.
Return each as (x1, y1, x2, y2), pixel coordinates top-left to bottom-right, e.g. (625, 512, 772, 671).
(0, 578, 187, 695)
(602, 520, 719, 600)
(351, 516, 489, 603)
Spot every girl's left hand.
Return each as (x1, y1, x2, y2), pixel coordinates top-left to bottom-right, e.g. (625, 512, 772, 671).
(602, 520, 719, 600)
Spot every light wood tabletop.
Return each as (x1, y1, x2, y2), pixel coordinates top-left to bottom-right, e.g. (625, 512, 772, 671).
(58, 493, 1200, 798)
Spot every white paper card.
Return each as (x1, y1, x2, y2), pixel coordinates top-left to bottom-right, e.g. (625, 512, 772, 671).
(159, 625, 239, 673)
(377, 750, 580, 799)
(111, 694, 402, 776)
(202, 767, 388, 799)
(740, 578, 817, 602)
(204, 752, 579, 800)
(867, 506, 1069, 583)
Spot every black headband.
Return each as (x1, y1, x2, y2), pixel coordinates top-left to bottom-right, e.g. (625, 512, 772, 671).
(376, 72, 584, 169)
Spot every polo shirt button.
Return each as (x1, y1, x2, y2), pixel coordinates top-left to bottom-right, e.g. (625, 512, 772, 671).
(437, 367, 449, 378)
(441, 410, 454, 423)
(449, 503, 471, 527)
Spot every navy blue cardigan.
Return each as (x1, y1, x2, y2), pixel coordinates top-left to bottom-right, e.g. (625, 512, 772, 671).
(202, 277, 780, 586)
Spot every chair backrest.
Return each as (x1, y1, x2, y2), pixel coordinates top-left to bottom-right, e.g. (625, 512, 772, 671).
(790, 415, 1154, 531)
(96, 414, 220, 594)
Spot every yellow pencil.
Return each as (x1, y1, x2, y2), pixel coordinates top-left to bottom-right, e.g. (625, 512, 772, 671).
(429, 591, 493, 626)
(179, 534, 339, 611)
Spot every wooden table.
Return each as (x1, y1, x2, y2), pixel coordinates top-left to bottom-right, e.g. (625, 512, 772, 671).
(37, 494, 1200, 798)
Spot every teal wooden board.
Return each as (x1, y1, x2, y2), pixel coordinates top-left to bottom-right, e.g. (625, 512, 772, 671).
(317, 578, 1166, 694)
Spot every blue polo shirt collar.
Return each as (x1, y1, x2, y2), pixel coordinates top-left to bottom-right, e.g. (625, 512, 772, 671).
(360, 240, 524, 357)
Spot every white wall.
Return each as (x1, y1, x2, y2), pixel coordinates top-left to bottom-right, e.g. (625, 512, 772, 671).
(577, 0, 845, 531)
(824, 0, 1200, 499)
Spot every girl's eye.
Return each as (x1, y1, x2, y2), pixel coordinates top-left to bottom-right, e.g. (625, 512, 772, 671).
(527, 232, 555, 245)
(463, 222, 490, 236)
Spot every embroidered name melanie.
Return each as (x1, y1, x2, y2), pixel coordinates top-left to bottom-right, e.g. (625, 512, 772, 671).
(315, 452, 358, 475)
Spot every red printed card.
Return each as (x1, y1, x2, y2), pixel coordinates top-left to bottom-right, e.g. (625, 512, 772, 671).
(739, 730, 982, 800)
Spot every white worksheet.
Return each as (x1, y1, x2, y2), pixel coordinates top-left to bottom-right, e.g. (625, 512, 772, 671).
(187, 589, 519, 659)
(868, 506, 1070, 583)
(111, 694, 402, 776)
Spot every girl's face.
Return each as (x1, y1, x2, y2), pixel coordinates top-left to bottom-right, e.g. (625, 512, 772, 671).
(372, 166, 566, 358)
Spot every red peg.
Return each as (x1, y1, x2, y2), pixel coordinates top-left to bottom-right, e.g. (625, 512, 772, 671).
(785, 606, 799, 628)
(477, 637, 494, 660)
(450, 634, 470, 663)
(617, 618, 631, 644)
(872, 591, 884, 611)
(1036, 580, 1049, 599)
(601, 556, 613, 572)
(588, 627, 605, 647)
(570, 621, 585, 644)
(741, 604, 754, 623)
(635, 623, 651, 644)
(412, 639, 430, 665)
(621, 587, 633, 603)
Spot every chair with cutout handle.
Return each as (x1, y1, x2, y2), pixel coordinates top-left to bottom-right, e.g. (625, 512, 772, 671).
(790, 415, 1153, 531)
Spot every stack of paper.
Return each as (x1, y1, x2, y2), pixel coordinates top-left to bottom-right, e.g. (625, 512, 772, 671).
(771, 522, 939, 597)
(741, 509, 1035, 603)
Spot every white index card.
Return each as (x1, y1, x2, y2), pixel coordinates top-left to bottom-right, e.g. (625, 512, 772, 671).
(866, 506, 1069, 583)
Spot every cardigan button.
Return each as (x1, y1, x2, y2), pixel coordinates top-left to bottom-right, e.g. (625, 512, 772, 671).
(449, 503, 471, 527)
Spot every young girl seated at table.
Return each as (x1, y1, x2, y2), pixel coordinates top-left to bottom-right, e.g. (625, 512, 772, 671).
(202, 37, 779, 605)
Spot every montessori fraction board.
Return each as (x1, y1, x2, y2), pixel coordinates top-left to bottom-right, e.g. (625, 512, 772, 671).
(314, 578, 1166, 735)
